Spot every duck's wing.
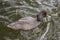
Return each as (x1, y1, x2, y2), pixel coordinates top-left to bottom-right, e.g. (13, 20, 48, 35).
(21, 20, 40, 30)
(7, 17, 40, 30)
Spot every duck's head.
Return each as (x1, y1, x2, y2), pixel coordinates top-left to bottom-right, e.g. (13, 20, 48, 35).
(37, 10, 48, 21)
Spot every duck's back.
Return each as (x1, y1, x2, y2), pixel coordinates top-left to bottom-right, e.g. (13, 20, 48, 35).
(7, 17, 40, 30)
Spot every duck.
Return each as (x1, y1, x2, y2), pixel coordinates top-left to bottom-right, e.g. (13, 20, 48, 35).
(7, 10, 51, 30)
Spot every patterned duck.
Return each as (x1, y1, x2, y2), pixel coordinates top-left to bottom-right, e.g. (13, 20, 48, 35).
(7, 10, 51, 30)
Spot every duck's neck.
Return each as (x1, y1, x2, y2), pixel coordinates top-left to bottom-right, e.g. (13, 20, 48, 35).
(36, 15, 49, 22)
